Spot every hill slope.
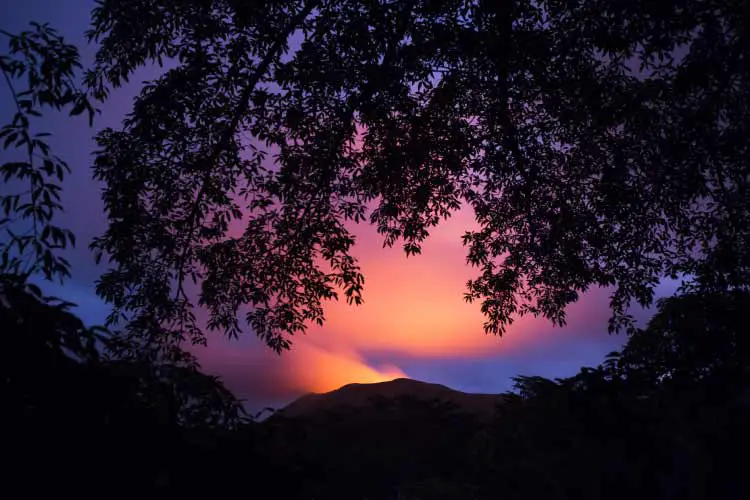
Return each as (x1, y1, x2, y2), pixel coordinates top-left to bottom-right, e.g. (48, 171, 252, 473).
(263, 378, 500, 498)
(277, 377, 504, 418)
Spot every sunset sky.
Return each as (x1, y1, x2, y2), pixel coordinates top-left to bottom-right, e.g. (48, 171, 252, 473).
(0, 1, 679, 412)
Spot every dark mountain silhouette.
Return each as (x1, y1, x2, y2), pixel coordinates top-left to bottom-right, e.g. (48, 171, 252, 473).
(262, 378, 495, 499)
(276, 377, 505, 419)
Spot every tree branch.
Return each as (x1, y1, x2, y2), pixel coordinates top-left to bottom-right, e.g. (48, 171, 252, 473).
(173, 0, 321, 302)
(282, 0, 414, 254)
(1, 62, 42, 278)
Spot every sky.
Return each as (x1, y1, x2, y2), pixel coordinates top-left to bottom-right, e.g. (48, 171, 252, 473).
(0, 0, 678, 412)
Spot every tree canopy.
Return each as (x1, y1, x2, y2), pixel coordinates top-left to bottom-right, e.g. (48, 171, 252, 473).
(85, 0, 750, 352)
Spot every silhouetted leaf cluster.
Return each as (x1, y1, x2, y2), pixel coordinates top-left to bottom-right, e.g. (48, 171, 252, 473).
(85, 0, 749, 352)
(0, 22, 95, 281)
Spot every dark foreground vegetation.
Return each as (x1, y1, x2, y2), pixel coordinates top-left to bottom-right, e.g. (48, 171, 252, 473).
(4, 280, 749, 499)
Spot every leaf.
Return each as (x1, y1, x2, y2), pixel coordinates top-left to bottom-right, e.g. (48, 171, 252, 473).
(3, 132, 18, 148)
(26, 282, 43, 297)
(69, 100, 86, 117)
(43, 158, 55, 174)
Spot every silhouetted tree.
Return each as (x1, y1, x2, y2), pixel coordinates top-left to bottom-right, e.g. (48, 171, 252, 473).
(474, 291, 750, 500)
(1, 277, 248, 495)
(1, 23, 248, 493)
(618, 291, 750, 390)
(84, 0, 749, 353)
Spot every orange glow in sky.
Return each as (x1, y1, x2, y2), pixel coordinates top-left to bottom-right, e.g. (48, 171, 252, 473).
(305, 206, 539, 358)
(197, 206, 615, 400)
(280, 343, 408, 394)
